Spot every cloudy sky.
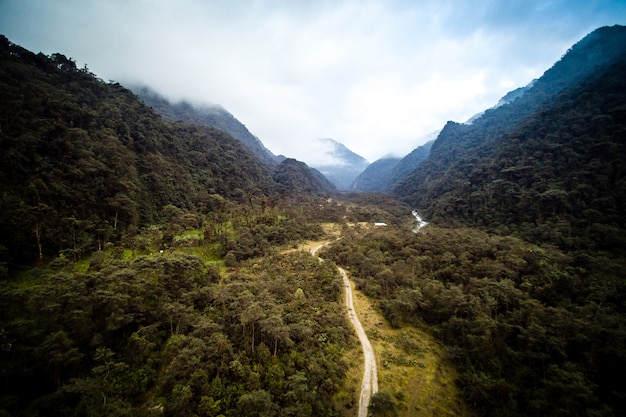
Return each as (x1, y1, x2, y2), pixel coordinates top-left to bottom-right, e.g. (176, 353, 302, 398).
(1, 1, 625, 164)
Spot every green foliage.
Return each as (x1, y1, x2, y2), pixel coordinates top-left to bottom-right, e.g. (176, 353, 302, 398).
(133, 86, 278, 166)
(0, 37, 280, 266)
(4, 27, 626, 417)
(368, 391, 399, 417)
(273, 158, 336, 196)
(0, 244, 350, 416)
(395, 26, 626, 254)
(324, 226, 626, 416)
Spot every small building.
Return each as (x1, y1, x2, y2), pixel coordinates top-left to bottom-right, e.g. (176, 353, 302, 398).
(374, 222, 388, 229)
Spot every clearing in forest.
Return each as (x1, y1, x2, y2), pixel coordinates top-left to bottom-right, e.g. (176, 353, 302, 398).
(349, 277, 472, 417)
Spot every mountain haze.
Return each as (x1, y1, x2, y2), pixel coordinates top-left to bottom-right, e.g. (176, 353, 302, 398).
(3, 24, 626, 417)
(132, 86, 278, 166)
(352, 136, 435, 193)
(351, 157, 401, 192)
(395, 25, 626, 252)
(0, 36, 328, 265)
(311, 138, 369, 190)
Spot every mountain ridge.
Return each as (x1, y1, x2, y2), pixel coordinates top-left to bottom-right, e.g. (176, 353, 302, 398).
(394, 24, 626, 252)
(0, 35, 334, 264)
(131, 85, 279, 166)
(311, 138, 369, 190)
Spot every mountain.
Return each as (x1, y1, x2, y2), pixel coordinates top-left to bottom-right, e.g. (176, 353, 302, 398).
(0, 36, 283, 264)
(394, 25, 626, 251)
(465, 82, 534, 124)
(352, 134, 436, 193)
(311, 138, 369, 190)
(351, 157, 401, 192)
(273, 158, 336, 195)
(132, 86, 278, 166)
(384, 138, 435, 190)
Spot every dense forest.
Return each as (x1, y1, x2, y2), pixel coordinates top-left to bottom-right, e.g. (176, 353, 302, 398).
(0, 35, 331, 268)
(395, 25, 626, 253)
(2, 25, 626, 417)
(322, 224, 626, 416)
(0, 34, 401, 416)
(131, 86, 279, 167)
(0, 198, 353, 416)
(370, 25, 626, 416)
(396, 54, 626, 253)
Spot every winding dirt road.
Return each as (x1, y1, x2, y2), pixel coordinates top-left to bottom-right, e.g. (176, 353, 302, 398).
(311, 243, 378, 417)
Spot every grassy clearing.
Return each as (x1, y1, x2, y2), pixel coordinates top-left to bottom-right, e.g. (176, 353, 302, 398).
(350, 279, 472, 417)
(285, 222, 344, 255)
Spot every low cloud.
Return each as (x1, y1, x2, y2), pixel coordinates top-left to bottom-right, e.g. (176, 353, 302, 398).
(1, 0, 623, 164)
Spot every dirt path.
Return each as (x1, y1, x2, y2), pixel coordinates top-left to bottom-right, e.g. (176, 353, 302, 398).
(311, 243, 378, 417)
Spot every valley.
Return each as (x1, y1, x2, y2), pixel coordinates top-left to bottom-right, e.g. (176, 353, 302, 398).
(1, 24, 626, 417)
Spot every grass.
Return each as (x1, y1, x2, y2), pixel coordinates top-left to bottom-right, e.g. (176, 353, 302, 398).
(349, 278, 472, 417)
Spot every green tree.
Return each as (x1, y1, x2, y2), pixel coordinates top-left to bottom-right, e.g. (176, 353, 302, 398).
(368, 392, 398, 417)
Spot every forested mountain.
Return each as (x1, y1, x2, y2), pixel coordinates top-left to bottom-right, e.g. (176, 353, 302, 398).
(3, 24, 626, 417)
(132, 86, 279, 166)
(273, 158, 336, 195)
(0, 36, 282, 265)
(0, 36, 359, 417)
(311, 138, 370, 190)
(351, 157, 401, 192)
(395, 25, 626, 251)
(361, 28, 626, 415)
(352, 139, 434, 193)
(384, 139, 434, 191)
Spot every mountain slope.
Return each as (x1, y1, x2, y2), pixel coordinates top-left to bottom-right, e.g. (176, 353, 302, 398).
(397, 25, 626, 188)
(394, 25, 626, 251)
(132, 86, 278, 166)
(273, 158, 336, 195)
(466, 82, 533, 124)
(0, 36, 277, 264)
(311, 138, 369, 190)
(352, 132, 436, 193)
(351, 157, 401, 192)
(384, 139, 435, 191)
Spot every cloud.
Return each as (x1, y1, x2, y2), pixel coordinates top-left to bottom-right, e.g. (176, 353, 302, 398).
(1, 0, 625, 163)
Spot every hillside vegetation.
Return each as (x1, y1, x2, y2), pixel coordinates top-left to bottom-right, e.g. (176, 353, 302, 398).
(2, 25, 626, 417)
(323, 224, 626, 417)
(395, 26, 626, 253)
(0, 36, 332, 268)
(132, 86, 279, 166)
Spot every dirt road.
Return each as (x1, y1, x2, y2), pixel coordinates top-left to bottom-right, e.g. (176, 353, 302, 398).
(311, 243, 378, 417)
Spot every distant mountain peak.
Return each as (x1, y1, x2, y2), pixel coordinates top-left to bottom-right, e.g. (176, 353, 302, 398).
(319, 138, 369, 166)
(309, 138, 369, 190)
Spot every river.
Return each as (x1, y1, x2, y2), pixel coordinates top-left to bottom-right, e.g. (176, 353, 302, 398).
(412, 210, 428, 232)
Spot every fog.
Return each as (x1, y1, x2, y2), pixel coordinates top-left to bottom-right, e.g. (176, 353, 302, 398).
(1, 0, 624, 163)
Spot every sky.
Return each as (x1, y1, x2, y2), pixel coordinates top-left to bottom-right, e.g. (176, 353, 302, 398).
(1, 0, 625, 165)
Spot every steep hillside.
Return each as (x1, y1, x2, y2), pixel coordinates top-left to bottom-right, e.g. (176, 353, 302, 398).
(312, 138, 370, 190)
(0, 36, 277, 264)
(395, 25, 626, 250)
(132, 86, 278, 166)
(351, 157, 401, 192)
(465, 83, 533, 124)
(352, 139, 434, 193)
(273, 158, 336, 196)
(385, 139, 434, 191)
